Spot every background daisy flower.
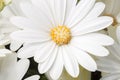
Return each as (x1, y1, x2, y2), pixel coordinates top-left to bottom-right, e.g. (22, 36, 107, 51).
(97, 26, 120, 80)
(97, 0, 120, 41)
(0, 53, 40, 80)
(97, 42, 120, 80)
(1, 0, 31, 51)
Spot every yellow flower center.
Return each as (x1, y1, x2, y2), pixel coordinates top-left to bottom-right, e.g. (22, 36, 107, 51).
(50, 26, 71, 45)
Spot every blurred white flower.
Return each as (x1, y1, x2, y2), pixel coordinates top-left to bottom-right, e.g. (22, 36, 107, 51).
(10, 0, 114, 79)
(0, 12, 21, 54)
(0, 0, 31, 51)
(0, 53, 40, 80)
(97, 27, 120, 80)
(97, 42, 120, 80)
(97, 0, 120, 25)
(0, 14, 14, 57)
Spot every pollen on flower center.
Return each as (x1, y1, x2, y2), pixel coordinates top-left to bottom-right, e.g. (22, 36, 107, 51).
(50, 26, 71, 45)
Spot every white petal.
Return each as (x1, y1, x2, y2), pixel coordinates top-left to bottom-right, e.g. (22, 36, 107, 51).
(0, 49, 11, 55)
(62, 46, 79, 77)
(30, 0, 42, 8)
(97, 58, 120, 73)
(0, 39, 10, 46)
(83, 2, 105, 21)
(34, 41, 56, 63)
(20, 2, 53, 28)
(72, 16, 113, 36)
(10, 16, 49, 31)
(0, 54, 17, 80)
(66, 0, 95, 28)
(49, 47, 64, 79)
(38, 46, 58, 73)
(10, 30, 50, 43)
(16, 59, 30, 80)
(110, 42, 120, 60)
(72, 33, 114, 46)
(18, 44, 40, 58)
(0, 53, 6, 57)
(10, 40, 23, 51)
(101, 73, 120, 80)
(31, 0, 56, 26)
(68, 45, 97, 71)
(54, 0, 66, 25)
(24, 75, 40, 80)
(64, 0, 77, 23)
(71, 37, 110, 56)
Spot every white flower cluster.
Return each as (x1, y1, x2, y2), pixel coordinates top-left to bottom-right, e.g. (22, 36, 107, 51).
(0, 0, 120, 80)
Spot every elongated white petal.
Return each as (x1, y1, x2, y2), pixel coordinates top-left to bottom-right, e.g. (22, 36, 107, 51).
(71, 37, 110, 56)
(38, 46, 58, 73)
(66, 0, 95, 27)
(20, 2, 53, 28)
(72, 33, 114, 46)
(49, 47, 64, 79)
(64, 0, 77, 23)
(10, 16, 49, 31)
(18, 44, 40, 58)
(97, 58, 120, 73)
(31, 0, 56, 26)
(71, 16, 113, 36)
(54, 0, 66, 25)
(10, 40, 23, 51)
(72, 16, 113, 36)
(62, 46, 79, 77)
(111, 43, 120, 59)
(101, 73, 120, 80)
(83, 2, 105, 21)
(34, 41, 56, 63)
(10, 30, 50, 43)
(16, 59, 30, 80)
(68, 45, 97, 71)
(0, 54, 17, 80)
(0, 49, 11, 54)
(30, 0, 42, 8)
(24, 75, 40, 80)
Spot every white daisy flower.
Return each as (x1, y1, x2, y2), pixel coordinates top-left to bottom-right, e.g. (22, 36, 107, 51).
(10, 0, 114, 79)
(0, 53, 40, 80)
